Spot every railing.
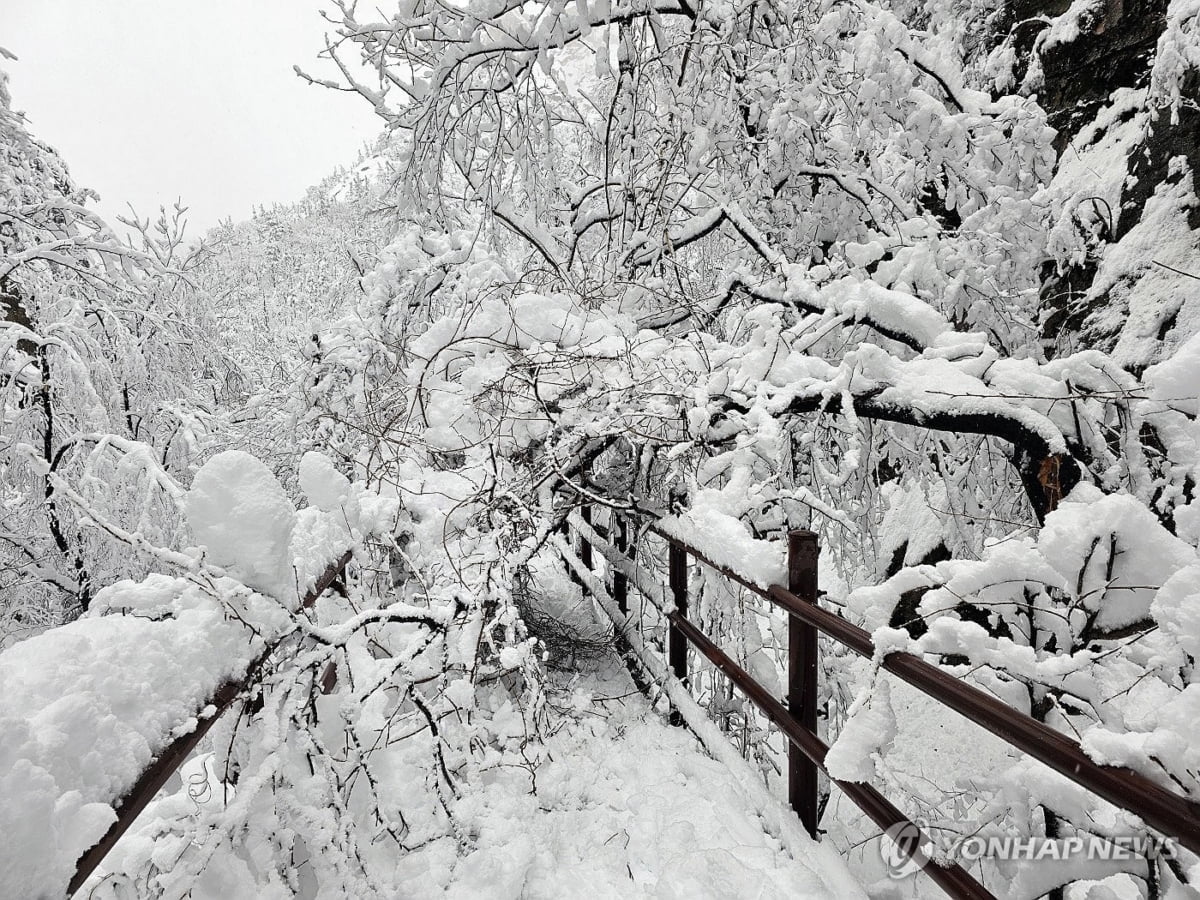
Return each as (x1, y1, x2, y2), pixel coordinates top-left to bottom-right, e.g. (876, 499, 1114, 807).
(67, 549, 353, 897)
(564, 507, 1200, 900)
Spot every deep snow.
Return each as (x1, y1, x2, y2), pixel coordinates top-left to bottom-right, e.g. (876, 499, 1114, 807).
(389, 654, 867, 899)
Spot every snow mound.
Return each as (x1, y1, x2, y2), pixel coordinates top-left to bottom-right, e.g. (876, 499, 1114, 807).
(299, 450, 352, 512)
(1040, 488, 1196, 630)
(186, 450, 297, 599)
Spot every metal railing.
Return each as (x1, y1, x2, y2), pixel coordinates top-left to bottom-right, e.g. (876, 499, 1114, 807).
(67, 550, 353, 896)
(566, 508, 1200, 900)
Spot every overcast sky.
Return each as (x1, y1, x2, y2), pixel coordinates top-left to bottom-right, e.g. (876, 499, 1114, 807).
(4, 1, 383, 236)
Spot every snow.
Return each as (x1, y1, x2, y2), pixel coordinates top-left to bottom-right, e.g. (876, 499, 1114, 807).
(784, 271, 952, 348)
(0, 449, 391, 898)
(1151, 564, 1200, 657)
(1151, 0, 1200, 118)
(1099, 172, 1200, 369)
(186, 450, 297, 600)
(1038, 487, 1196, 630)
(1144, 330, 1200, 415)
(844, 240, 886, 269)
(656, 465, 787, 589)
(558, 533, 865, 893)
(839, 475, 1200, 843)
(877, 482, 948, 575)
(93, 650, 868, 900)
(298, 450, 353, 512)
(827, 279, 950, 348)
(1046, 87, 1146, 270)
(1041, 0, 1105, 51)
(0, 602, 260, 899)
(1080, 684, 1200, 774)
(822, 669, 1020, 885)
(7, 2, 1200, 895)
(825, 679, 897, 783)
(400, 657, 865, 899)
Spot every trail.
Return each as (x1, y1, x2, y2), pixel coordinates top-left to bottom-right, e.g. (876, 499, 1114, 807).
(402, 653, 866, 899)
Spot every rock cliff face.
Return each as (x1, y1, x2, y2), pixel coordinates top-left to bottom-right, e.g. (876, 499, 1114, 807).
(1004, 0, 1169, 151)
(959, 0, 1199, 366)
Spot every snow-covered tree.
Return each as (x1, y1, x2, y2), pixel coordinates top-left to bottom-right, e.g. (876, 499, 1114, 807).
(293, 0, 1200, 895)
(0, 64, 226, 641)
(4, 0, 1197, 894)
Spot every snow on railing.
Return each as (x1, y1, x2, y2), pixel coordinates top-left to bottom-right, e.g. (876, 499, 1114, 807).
(0, 449, 383, 898)
(564, 506, 1200, 900)
(66, 550, 352, 896)
(0, 548, 353, 900)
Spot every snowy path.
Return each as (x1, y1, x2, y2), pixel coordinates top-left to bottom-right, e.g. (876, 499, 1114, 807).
(398, 655, 865, 899)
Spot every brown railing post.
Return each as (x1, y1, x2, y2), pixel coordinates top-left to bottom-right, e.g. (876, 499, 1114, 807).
(788, 529, 820, 838)
(579, 505, 593, 571)
(561, 515, 583, 589)
(613, 515, 629, 615)
(668, 542, 688, 725)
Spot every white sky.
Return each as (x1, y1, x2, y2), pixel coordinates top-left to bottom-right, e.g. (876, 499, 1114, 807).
(3, 1, 383, 236)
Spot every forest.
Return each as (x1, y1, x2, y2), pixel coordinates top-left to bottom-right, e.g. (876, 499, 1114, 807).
(2, 0, 1200, 897)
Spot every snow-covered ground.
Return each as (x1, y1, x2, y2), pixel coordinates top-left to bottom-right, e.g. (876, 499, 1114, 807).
(393, 654, 866, 899)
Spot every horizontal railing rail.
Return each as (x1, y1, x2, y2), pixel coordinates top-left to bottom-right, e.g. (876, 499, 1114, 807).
(565, 507, 1200, 900)
(68, 549, 353, 897)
